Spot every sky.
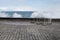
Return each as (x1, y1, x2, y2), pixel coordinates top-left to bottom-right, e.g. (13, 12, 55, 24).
(0, 0, 60, 11)
(0, 0, 60, 18)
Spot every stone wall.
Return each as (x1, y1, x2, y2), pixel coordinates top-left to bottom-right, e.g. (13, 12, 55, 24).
(0, 18, 60, 22)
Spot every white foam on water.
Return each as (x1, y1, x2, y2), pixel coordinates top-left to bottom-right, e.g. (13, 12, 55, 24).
(12, 13, 22, 18)
(0, 12, 10, 17)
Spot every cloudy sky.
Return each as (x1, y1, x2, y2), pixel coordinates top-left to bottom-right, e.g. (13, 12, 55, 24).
(0, 0, 60, 11)
(0, 0, 60, 18)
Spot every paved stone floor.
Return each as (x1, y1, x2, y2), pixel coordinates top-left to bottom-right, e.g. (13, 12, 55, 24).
(0, 23, 60, 40)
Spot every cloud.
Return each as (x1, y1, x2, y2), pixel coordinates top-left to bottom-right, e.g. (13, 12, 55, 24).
(0, 6, 35, 11)
(12, 13, 22, 18)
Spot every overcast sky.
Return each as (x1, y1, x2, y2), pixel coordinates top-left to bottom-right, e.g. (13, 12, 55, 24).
(0, 0, 60, 11)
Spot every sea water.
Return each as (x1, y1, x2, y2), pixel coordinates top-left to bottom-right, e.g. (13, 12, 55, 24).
(1, 11, 33, 18)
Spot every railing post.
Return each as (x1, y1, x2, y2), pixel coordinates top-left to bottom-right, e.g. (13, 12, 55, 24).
(44, 18, 45, 25)
(49, 18, 52, 24)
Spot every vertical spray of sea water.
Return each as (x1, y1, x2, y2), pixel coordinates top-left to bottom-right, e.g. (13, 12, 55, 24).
(31, 11, 52, 18)
(31, 11, 44, 18)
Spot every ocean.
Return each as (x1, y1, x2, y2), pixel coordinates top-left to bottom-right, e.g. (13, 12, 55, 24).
(1, 11, 33, 18)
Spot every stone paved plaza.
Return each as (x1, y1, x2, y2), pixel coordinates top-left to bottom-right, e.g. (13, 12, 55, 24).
(0, 21, 60, 40)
